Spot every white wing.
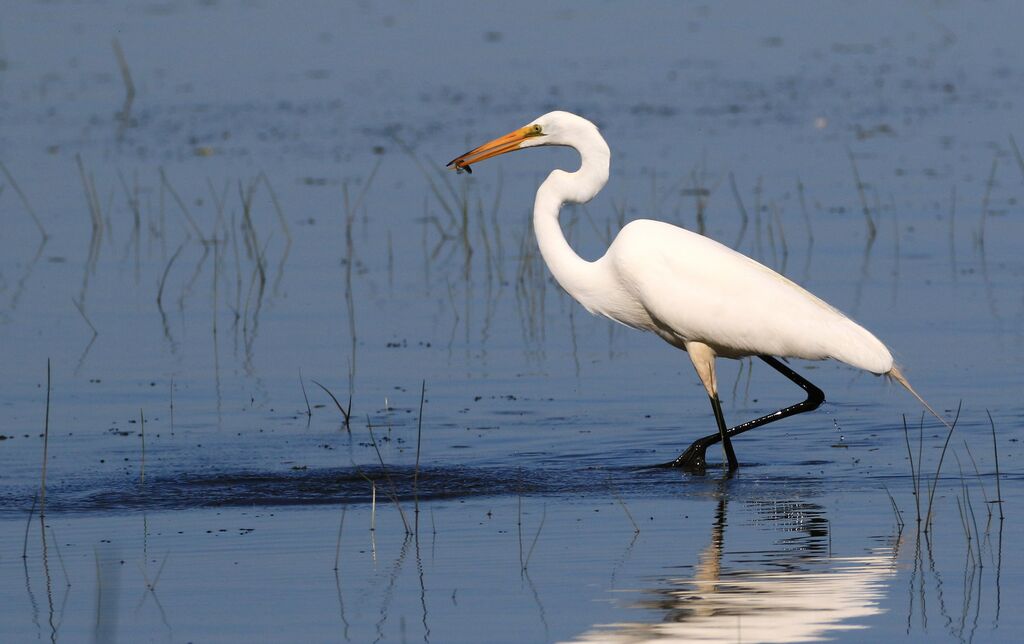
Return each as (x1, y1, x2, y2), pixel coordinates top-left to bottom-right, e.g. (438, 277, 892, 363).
(605, 220, 893, 374)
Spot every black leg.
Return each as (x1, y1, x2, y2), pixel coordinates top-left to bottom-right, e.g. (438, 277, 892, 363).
(710, 395, 738, 470)
(662, 356, 825, 469)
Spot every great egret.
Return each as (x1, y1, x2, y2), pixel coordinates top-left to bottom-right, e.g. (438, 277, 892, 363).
(448, 111, 943, 469)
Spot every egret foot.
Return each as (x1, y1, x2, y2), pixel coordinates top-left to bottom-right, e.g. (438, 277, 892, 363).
(658, 435, 717, 470)
(658, 356, 825, 471)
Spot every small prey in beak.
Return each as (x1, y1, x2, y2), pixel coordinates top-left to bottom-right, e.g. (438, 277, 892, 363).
(447, 124, 543, 174)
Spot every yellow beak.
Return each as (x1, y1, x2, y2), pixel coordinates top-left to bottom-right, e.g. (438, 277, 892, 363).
(447, 126, 536, 174)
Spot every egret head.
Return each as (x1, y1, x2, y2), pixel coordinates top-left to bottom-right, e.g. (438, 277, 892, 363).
(447, 111, 600, 173)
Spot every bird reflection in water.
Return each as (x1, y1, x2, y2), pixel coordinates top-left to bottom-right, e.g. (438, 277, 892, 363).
(574, 491, 898, 643)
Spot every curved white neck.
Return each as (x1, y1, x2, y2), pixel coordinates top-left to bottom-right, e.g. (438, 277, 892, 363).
(532, 136, 611, 304)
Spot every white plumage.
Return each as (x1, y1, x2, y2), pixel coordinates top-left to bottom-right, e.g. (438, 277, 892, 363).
(599, 219, 893, 374)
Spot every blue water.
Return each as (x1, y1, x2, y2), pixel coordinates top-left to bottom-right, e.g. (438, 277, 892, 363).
(1, 1, 1021, 641)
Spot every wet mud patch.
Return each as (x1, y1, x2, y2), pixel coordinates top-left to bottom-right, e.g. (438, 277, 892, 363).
(3, 463, 837, 515)
(11, 464, 714, 514)
(2, 458, 839, 513)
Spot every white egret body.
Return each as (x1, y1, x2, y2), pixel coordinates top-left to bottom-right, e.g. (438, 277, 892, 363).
(449, 111, 942, 469)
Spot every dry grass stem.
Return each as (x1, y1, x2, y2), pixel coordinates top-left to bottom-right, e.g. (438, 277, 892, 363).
(523, 503, 547, 571)
(924, 401, 962, 532)
(299, 370, 312, 418)
(1009, 134, 1024, 180)
(112, 38, 135, 135)
(847, 148, 877, 240)
(40, 360, 51, 515)
(414, 380, 426, 517)
(22, 495, 38, 559)
(366, 418, 411, 534)
(311, 379, 352, 429)
(0, 160, 48, 240)
(882, 483, 905, 531)
(608, 478, 640, 534)
(987, 410, 1004, 520)
(902, 415, 922, 524)
(139, 408, 146, 484)
(334, 508, 347, 572)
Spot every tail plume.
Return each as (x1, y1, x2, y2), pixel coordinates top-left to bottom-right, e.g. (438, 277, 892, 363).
(888, 366, 951, 429)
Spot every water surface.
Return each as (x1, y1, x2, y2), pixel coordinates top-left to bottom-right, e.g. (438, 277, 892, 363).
(1, 1, 1021, 642)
